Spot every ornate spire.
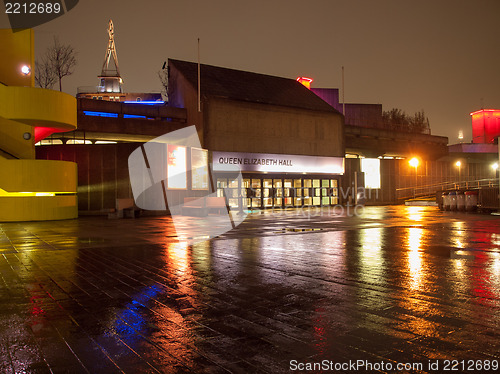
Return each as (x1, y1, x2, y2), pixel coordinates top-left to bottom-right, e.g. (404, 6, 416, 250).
(101, 20, 120, 77)
(99, 20, 122, 93)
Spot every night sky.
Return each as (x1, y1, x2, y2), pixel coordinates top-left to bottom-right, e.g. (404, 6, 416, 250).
(2, 0, 500, 143)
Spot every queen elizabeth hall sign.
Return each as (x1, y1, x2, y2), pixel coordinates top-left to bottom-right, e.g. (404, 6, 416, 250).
(212, 151, 344, 174)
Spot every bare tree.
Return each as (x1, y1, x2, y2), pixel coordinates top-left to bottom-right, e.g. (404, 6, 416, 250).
(34, 55, 57, 89)
(39, 36, 77, 92)
(382, 108, 430, 134)
(158, 61, 168, 102)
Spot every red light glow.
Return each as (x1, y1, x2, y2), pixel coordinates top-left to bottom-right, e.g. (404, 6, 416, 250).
(34, 127, 60, 143)
(296, 77, 313, 90)
(470, 109, 500, 144)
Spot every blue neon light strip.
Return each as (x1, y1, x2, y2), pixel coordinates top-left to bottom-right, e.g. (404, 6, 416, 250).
(83, 111, 118, 118)
(123, 101, 164, 105)
(123, 114, 147, 119)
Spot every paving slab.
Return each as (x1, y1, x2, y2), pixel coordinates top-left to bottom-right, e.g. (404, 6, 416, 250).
(0, 206, 499, 373)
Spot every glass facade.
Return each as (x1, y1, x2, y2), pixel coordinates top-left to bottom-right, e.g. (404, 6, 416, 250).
(215, 174, 340, 209)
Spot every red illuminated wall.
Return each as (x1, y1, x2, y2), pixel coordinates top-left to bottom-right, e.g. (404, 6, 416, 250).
(471, 109, 500, 144)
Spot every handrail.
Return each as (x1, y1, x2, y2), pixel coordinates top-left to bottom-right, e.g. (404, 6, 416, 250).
(396, 178, 499, 200)
(396, 178, 498, 192)
(0, 147, 19, 159)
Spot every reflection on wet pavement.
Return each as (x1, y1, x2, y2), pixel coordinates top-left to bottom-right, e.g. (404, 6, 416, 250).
(0, 206, 499, 373)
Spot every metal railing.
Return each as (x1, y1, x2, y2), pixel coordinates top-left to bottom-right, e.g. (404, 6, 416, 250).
(396, 178, 499, 200)
(76, 86, 106, 94)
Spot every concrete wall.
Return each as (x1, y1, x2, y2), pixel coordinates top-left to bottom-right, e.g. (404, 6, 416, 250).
(345, 125, 449, 159)
(167, 63, 205, 145)
(37, 144, 135, 212)
(344, 104, 383, 128)
(204, 97, 344, 157)
(37, 143, 212, 213)
(312, 88, 383, 128)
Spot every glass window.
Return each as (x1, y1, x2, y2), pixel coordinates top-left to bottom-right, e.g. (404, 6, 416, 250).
(263, 179, 273, 188)
(361, 158, 381, 189)
(322, 179, 329, 187)
(313, 179, 320, 188)
(252, 179, 261, 188)
(252, 198, 261, 207)
(217, 178, 228, 188)
(167, 145, 187, 189)
(191, 148, 209, 190)
(294, 179, 302, 188)
(304, 179, 312, 188)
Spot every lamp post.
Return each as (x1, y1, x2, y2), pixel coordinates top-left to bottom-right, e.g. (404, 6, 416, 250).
(409, 157, 419, 198)
(455, 161, 462, 188)
(492, 162, 499, 173)
(492, 163, 499, 185)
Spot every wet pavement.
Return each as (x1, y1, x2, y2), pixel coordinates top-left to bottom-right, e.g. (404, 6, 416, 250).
(0, 206, 499, 373)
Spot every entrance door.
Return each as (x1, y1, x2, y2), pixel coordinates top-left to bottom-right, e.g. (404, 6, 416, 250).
(283, 179, 293, 207)
(263, 179, 273, 208)
(294, 179, 302, 206)
(273, 179, 283, 208)
(303, 179, 312, 206)
(251, 179, 261, 208)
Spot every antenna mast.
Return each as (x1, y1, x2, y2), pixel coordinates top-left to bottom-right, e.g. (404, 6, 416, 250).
(99, 20, 123, 93)
(102, 20, 120, 76)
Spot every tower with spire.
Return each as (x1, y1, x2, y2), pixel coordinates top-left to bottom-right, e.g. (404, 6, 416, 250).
(76, 19, 162, 102)
(98, 19, 123, 93)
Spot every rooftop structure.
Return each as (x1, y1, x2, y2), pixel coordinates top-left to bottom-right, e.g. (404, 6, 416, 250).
(98, 19, 123, 94)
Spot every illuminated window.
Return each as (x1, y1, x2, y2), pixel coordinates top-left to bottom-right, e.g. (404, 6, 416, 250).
(361, 158, 381, 189)
(167, 145, 187, 189)
(66, 139, 92, 144)
(191, 148, 209, 190)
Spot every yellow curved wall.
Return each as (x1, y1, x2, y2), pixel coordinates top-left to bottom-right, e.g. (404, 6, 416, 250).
(0, 28, 34, 87)
(0, 159, 77, 192)
(0, 195, 77, 221)
(0, 28, 78, 222)
(0, 85, 77, 130)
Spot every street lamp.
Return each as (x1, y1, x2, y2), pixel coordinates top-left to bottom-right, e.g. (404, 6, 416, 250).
(20, 65, 31, 75)
(455, 160, 462, 186)
(409, 157, 419, 197)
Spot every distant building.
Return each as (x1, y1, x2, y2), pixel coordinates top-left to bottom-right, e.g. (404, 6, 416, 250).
(470, 109, 500, 144)
(167, 59, 345, 208)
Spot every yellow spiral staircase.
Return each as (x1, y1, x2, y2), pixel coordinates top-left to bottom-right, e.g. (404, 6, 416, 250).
(0, 28, 78, 221)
